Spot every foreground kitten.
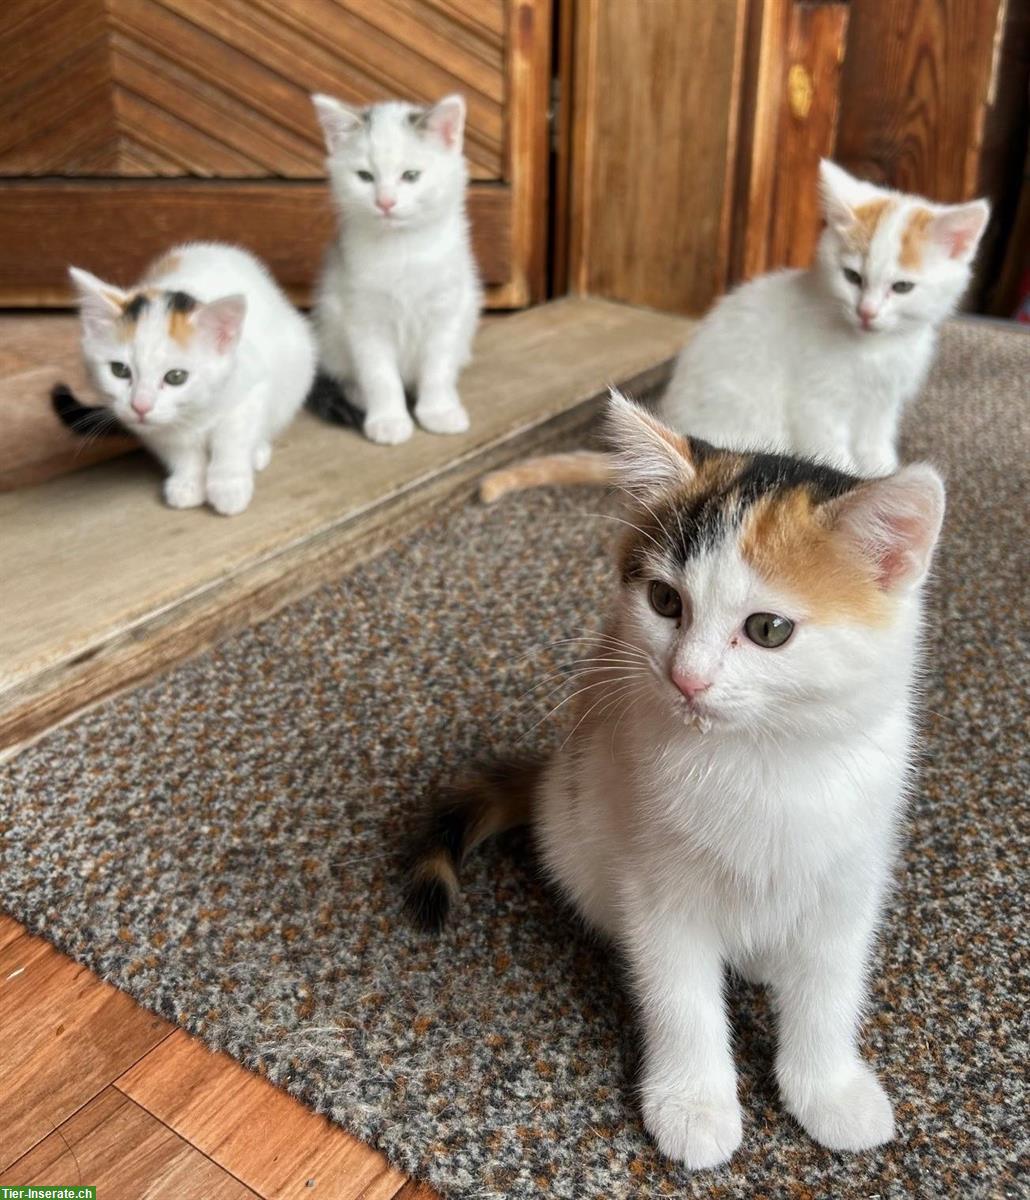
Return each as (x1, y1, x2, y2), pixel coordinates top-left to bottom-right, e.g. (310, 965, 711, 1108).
(410, 394, 945, 1169)
(480, 160, 987, 501)
(68, 242, 316, 515)
(310, 93, 482, 445)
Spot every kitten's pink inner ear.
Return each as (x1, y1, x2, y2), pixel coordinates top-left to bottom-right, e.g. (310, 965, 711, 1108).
(834, 466, 945, 591)
(197, 295, 246, 354)
(311, 94, 364, 152)
(932, 202, 990, 260)
(424, 96, 465, 150)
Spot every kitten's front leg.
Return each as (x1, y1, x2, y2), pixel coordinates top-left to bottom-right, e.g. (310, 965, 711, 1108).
(414, 316, 471, 436)
(206, 409, 257, 516)
(350, 337, 413, 445)
(627, 911, 742, 1168)
(147, 436, 206, 509)
(770, 907, 895, 1152)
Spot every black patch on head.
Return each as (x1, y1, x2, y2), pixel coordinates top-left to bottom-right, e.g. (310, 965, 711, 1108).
(165, 290, 197, 314)
(629, 447, 864, 575)
(122, 293, 149, 322)
(406, 107, 428, 129)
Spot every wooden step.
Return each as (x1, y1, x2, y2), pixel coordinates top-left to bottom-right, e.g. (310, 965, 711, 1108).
(0, 297, 692, 756)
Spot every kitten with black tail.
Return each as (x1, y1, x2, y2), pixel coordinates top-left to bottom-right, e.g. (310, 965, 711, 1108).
(65, 242, 316, 516)
(410, 393, 946, 1170)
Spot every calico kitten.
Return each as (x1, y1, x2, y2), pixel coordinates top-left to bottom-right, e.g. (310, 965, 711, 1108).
(410, 393, 946, 1169)
(480, 160, 987, 501)
(67, 242, 316, 515)
(310, 93, 482, 445)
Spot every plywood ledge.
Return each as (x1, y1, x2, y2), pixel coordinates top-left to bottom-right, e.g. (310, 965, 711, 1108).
(0, 298, 693, 757)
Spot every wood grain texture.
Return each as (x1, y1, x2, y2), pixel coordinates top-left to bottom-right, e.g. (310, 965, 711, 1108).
(835, 0, 1007, 200)
(0, 915, 25, 953)
(117, 1031, 407, 1200)
(568, 0, 748, 315)
(0, 0, 505, 180)
(0, 935, 173, 1169)
(0, 180, 511, 306)
(0, 1087, 261, 1199)
(0, 299, 692, 755)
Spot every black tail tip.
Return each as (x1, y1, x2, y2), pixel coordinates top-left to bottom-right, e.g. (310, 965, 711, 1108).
(404, 877, 453, 934)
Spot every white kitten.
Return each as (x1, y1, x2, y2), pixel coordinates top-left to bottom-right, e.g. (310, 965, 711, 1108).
(478, 161, 988, 504)
(68, 242, 316, 515)
(661, 160, 989, 473)
(311, 93, 482, 446)
(410, 395, 946, 1169)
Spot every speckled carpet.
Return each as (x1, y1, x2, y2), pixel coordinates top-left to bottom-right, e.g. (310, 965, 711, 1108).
(2, 321, 1027, 1198)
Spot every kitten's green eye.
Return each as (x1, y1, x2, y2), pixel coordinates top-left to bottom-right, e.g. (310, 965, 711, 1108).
(744, 613, 794, 648)
(163, 369, 188, 386)
(842, 267, 863, 287)
(109, 361, 131, 380)
(649, 580, 683, 620)
(891, 280, 915, 294)
(356, 170, 374, 182)
(401, 170, 421, 183)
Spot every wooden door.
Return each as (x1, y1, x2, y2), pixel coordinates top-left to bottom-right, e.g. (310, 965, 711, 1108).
(0, 0, 551, 308)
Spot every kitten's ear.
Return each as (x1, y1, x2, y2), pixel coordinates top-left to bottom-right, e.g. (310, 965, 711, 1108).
(831, 464, 945, 592)
(818, 159, 866, 230)
(195, 294, 247, 355)
(419, 94, 466, 151)
(605, 390, 695, 496)
(311, 93, 365, 153)
(930, 199, 990, 262)
(68, 266, 127, 338)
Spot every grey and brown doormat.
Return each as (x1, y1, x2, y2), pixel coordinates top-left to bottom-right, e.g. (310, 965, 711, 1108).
(1, 322, 1027, 1198)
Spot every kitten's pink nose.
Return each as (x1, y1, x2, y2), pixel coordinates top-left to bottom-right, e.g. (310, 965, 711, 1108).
(131, 395, 153, 417)
(376, 195, 397, 214)
(858, 300, 879, 328)
(671, 670, 712, 700)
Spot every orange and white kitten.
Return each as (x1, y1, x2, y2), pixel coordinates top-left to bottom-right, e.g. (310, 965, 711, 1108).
(410, 394, 946, 1170)
(480, 161, 987, 501)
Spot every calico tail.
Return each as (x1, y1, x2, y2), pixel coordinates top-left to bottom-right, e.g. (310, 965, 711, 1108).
(51, 383, 123, 437)
(405, 759, 540, 932)
(479, 449, 614, 504)
(305, 369, 365, 429)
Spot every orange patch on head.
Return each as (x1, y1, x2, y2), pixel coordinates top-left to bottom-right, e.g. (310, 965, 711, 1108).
(168, 307, 195, 348)
(741, 489, 889, 626)
(847, 198, 892, 253)
(899, 207, 935, 270)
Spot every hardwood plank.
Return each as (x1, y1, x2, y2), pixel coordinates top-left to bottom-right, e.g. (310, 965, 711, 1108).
(767, 2, 850, 270)
(835, 0, 1006, 200)
(0, 935, 173, 1169)
(118, 1030, 407, 1200)
(568, 0, 748, 314)
(0, 298, 691, 755)
(0, 1087, 260, 1199)
(0, 180, 512, 307)
(0, 915, 25, 952)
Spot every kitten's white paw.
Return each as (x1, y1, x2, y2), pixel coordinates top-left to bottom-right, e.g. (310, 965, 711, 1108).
(164, 474, 205, 509)
(253, 442, 272, 471)
(364, 412, 414, 445)
(415, 399, 470, 436)
(784, 1063, 894, 1152)
(641, 1092, 742, 1169)
(206, 473, 254, 516)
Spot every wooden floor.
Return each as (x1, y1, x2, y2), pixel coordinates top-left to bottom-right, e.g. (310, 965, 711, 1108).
(0, 915, 435, 1199)
(0, 297, 691, 757)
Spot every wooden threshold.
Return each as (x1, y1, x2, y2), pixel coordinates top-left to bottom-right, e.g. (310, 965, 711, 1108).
(0, 297, 692, 757)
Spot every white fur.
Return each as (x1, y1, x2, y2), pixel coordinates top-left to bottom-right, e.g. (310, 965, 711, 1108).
(661, 161, 989, 475)
(534, 397, 945, 1168)
(70, 242, 316, 515)
(312, 94, 482, 445)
